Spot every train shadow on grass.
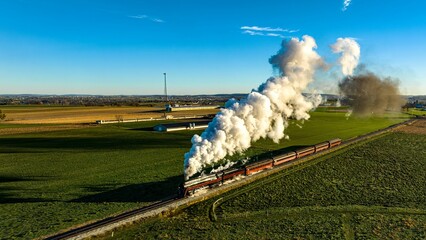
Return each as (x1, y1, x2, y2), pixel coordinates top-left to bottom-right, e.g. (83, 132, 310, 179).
(0, 175, 55, 204)
(0, 192, 51, 204)
(71, 175, 182, 203)
(129, 127, 155, 131)
(0, 136, 190, 152)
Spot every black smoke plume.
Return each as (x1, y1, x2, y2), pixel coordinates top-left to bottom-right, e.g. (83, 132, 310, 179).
(339, 71, 406, 116)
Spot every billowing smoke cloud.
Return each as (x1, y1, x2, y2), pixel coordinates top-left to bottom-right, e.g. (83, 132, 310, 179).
(332, 38, 405, 116)
(183, 36, 323, 179)
(339, 72, 406, 116)
(331, 38, 360, 76)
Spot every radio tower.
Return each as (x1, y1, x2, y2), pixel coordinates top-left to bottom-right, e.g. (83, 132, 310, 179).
(163, 72, 168, 102)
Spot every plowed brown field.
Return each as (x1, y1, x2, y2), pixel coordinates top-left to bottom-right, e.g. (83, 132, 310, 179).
(1, 106, 218, 124)
(394, 119, 426, 135)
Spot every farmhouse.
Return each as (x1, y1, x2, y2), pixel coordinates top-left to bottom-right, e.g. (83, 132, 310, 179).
(153, 120, 211, 132)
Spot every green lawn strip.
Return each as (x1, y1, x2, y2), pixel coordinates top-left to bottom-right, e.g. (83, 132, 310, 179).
(407, 108, 426, 116)
(342, 213, 354, 240)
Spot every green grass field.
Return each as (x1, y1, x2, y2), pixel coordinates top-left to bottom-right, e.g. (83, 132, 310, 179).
(0, 123, 51, 129)
(104, 131, 426, 239)
(0, 110, 410, 238)
(407, 108, 426, 116)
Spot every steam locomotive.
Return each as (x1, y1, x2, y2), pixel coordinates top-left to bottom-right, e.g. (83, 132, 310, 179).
(179, 138, 342, 197)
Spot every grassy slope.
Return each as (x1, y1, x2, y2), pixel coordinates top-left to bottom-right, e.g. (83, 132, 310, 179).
(0, 111, 409, 238)
(106, 132, 426, 239)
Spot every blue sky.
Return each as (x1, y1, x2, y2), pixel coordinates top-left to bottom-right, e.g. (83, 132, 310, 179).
(0, 0, 425, 95)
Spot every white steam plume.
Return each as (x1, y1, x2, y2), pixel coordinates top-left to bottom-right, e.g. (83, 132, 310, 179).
(331, 38, 360, 76)
(183, 35, 323, 179)
(342, 0, 352, 11)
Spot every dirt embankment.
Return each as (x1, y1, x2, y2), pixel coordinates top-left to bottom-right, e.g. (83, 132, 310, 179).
(393, 119, 426, 135)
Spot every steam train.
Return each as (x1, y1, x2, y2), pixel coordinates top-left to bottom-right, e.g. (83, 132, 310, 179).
(179, 138, 342, 197)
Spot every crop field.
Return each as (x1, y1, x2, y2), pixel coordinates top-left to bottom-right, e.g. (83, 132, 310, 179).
(0, 109, 410, 239)
(102, 124, 426, 239)
(0, 105, 219, 124)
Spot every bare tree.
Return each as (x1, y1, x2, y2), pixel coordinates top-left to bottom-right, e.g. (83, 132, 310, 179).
(0, 110, 6, 121)
(115, 115, 123, 127)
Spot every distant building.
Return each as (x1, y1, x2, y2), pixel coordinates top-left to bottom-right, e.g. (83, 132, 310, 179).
(153, 120, 211, 132)
(165, 104, 219, 112)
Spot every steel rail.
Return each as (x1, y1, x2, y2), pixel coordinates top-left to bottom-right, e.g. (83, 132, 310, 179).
(44, 197, 177, 240)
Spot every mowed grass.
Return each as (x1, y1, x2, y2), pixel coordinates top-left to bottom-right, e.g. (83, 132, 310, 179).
(103, 131, 426, 239)
(0, 110, 410, 238)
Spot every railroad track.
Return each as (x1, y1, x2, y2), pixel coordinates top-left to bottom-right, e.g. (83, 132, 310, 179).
(44, 197, 178, 240)
(44, 118, 416, 240)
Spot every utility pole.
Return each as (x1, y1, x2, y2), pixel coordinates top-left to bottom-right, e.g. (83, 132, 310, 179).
(163, 72, 168, 102)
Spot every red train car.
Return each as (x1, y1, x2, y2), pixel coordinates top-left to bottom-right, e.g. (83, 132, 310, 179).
(314, 142, 330, 152)
(272, 152, 297, 166)
(295, 146, 315, 158)
(245, 158, 273, 175)
(328, 138, 342, 147)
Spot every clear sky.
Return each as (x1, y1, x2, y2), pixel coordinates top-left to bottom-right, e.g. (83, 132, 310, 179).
(0, 0, 425, 95)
